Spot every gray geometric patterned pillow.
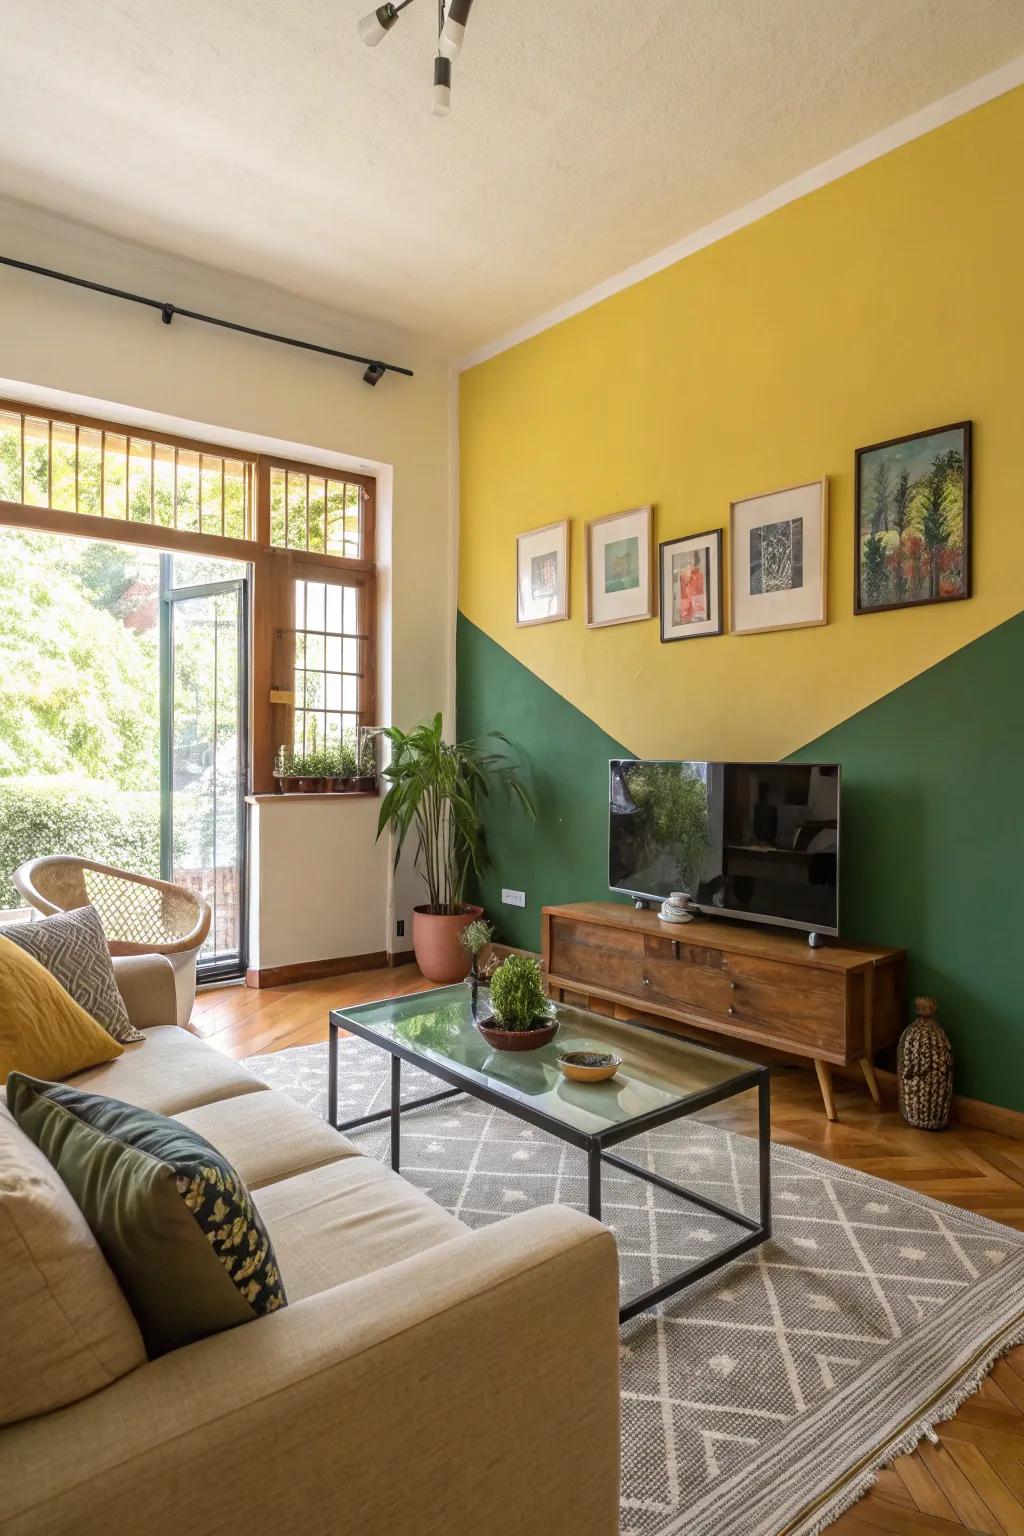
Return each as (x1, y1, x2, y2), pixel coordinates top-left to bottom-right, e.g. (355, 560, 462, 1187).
(2, 906, 145, 1044)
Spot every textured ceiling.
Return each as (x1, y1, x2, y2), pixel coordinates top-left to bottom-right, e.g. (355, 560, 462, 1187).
(1, 1, 1022, 353)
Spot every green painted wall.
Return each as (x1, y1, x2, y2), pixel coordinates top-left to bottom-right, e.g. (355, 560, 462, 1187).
(790, 611, 1024, 1109)
(457, 609, 1024, 1113)
(456, 613, 632, 948)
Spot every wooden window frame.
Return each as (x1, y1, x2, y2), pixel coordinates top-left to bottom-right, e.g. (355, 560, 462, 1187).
(0, 397, 377, 795)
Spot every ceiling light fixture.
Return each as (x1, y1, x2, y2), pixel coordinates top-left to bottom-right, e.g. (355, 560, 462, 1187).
(357, 1, 411, 48)
(432, 54, 451, 117)
(438, 0, 473, 59)
(358, 0, 474, 114)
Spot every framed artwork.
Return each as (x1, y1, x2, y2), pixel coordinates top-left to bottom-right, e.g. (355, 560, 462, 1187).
(516, 519, 569, 626)
(730, 478, 828, 636)
(659, 528, 723, 642)
(854, 421, 971, 615)
(585, 505, 654, 628)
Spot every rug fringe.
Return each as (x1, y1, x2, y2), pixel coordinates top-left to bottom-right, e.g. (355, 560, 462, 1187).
(794, 1314, 1024, 1536)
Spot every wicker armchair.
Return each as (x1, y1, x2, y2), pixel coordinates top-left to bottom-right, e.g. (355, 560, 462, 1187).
(13, 858, 211, 1027)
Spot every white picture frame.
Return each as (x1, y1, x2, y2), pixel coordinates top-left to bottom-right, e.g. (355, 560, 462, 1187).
(516, 519, 569, 627)
(730, 478, 829, 636)
(585, 505, 654, 628)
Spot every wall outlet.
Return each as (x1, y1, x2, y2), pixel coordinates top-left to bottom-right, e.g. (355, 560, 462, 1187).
(501, 888, 526, 908)
(396, 919, 405, 938)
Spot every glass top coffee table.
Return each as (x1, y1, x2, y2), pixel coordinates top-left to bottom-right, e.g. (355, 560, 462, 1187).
(329, 984, 770, 1323)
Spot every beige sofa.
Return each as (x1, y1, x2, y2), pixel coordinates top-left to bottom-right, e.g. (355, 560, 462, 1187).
(0, 955, 621, 1536)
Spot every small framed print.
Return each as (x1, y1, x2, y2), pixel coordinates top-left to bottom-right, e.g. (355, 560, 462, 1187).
(516, 519, 569, 626)
(660, 529, 723, 642)
(854, 421, 971, 615)
(730, 478, 828, 636)
(585, 505, 654, 628)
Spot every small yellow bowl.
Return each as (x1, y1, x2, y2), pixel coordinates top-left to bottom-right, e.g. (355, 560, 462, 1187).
(557, 1050, 622, 1083)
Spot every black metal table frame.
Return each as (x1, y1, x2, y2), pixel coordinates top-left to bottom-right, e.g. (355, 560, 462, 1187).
(328, 998, 771, 1324)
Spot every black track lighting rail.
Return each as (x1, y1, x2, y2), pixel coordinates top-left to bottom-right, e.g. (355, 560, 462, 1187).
(0, 255, 414, 386)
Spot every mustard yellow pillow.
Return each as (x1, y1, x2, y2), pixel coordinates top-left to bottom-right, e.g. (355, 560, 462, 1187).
(0, 937, 123, 1084)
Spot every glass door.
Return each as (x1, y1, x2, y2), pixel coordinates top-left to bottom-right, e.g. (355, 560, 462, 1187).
(160, 555, 249, 980)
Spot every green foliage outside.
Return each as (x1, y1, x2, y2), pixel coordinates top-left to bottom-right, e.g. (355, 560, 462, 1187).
(0, 525, 162, 905)
(0, 528, 159, 790)
(0, 777, 160, 908)
(487, 953, 551, 1031)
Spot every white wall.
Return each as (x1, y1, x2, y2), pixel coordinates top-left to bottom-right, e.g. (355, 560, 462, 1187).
(0, 194, 456, 970)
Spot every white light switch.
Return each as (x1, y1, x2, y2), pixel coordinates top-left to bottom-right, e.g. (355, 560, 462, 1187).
(501, 888, 526, 908)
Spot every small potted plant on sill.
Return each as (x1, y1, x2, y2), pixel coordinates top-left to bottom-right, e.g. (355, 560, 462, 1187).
(376, 712, 533, 983)
(334, 732, 358, 792)
(477, 954, 557, 1053)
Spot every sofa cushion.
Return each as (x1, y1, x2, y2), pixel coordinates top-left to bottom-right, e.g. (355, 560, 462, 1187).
(176, 1089, 360, 1191)
(0, 936, 123, 1085)
(255, 1153, 465, 1301)
(68, 1025, 268, 1115)
(0, 1102, 145, 1425)
(7, 1074, 288, 1359)
(3, 905, 144, 1044)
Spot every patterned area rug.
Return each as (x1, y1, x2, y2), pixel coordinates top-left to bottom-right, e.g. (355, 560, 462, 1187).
(245, 1039, 1024, 1536)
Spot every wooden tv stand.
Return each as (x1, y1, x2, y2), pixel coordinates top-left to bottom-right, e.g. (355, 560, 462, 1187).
(541, 902, 905, 1121)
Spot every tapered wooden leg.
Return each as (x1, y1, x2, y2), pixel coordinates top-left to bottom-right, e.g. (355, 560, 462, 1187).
(814, 1058, 838, 1122)
(860, 1054, 882, 1106)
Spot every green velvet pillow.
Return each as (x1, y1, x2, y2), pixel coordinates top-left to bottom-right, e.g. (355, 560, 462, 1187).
(6, 1074, 287, 1358)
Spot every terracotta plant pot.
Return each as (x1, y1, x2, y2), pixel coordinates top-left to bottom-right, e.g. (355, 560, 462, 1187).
(476, 1017, 559, 1053)
(297, 777, 319, 793)
(354, 775, 377, 793)
(412, 904, 483, 984)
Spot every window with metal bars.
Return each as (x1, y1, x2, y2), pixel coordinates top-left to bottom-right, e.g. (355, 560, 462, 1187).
(269, 464, 365, 558)
(292, 577, 364, 756)
(0, 403, 252, 537)
(0, 395, 377, 794)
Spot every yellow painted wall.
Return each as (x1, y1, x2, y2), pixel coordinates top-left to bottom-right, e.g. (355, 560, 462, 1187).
(459, 86, 1024, 759)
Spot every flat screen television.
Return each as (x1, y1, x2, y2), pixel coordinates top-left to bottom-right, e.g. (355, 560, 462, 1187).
(609, 759, 840, 937)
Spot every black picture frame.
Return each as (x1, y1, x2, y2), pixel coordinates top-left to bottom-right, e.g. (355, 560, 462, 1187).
(854, 420, 972, 616)
(659, 527, 724, 642)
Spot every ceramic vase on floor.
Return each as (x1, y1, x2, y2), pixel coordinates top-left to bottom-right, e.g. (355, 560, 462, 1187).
(897, 996, 953, 1130)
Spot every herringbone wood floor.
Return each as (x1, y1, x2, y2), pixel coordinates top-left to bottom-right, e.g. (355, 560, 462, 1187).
(190, 967, 1024, 1536)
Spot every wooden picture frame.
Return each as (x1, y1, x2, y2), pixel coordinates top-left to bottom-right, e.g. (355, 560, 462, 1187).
(854, 421, 972, 616)
(659, 528, 724, 641)
(515, 518, 569, 627)
(730, 478, 828, 636)
(585, 505, 654, 628)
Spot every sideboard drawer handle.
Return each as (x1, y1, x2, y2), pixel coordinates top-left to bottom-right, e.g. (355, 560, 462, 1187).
(728, 1005, 736, 1016)
(730, 981, 737, 991)
(642, 975, 651, 987)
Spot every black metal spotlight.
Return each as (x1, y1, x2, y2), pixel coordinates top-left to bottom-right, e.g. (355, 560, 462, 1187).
(363, 361, 387, 386)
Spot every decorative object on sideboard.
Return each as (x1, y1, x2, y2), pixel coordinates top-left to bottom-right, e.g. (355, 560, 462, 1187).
(658, 891, 696, 925)
(730, 478, 828, 635)
(557, 1049, 621, 1083)
(585, 505, 654, 628)
(477, 954, 558, 1052)
(376, 713, 533, 982)
(855, 421, 971, 615)
(516, 519, 569, 627)
(659, 527, 724, 642)
(897, 996, 954, 1130)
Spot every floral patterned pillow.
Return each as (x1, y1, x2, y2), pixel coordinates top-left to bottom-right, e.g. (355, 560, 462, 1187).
(7, 1073, 287, 1357)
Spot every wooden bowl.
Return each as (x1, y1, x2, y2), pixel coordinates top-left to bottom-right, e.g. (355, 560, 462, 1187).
(557, 1050, 622, 1083)
(476, 1017, 559, 1053)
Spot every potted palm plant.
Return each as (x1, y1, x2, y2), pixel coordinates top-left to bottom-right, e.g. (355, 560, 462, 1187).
(376, 713, 532, 983)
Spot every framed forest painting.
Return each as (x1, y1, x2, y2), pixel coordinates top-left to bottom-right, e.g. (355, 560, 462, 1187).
(855, 421, 971, 615)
